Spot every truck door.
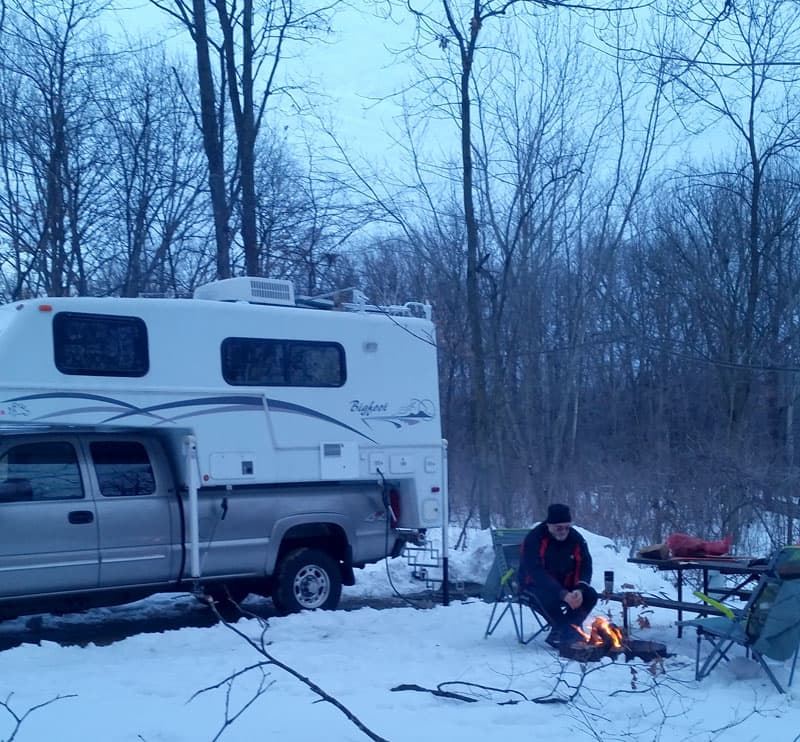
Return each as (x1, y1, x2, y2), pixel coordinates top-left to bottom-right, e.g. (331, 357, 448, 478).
(88, 438, 176, 587)
(0, 437, 100, 597)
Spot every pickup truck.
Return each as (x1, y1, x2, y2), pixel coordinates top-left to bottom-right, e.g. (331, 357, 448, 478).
(0, 430, 397, 620)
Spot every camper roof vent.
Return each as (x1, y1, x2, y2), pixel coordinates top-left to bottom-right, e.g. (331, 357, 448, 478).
(193, 277, 296, 306)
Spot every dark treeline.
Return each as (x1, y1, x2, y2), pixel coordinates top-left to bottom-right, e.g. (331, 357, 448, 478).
(1, 0, 799, 552)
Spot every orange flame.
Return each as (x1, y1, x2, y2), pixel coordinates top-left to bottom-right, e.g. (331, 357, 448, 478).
(573, 617, 624, 648)
(574, 624, 593, 642)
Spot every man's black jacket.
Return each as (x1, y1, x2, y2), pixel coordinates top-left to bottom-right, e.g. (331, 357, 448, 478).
(518, 522, 593, 604)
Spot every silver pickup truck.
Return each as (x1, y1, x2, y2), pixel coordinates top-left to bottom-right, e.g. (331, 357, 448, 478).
(0, 430, 399, 620)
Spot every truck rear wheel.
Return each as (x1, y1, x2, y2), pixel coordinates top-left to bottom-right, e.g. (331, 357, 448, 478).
(272, 548, 342, 614)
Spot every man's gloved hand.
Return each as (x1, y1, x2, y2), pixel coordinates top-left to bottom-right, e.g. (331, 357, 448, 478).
(564, 590, 583, 610)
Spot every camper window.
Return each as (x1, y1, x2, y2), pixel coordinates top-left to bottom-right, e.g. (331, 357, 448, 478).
(90, 441, 156, 497)
(53, 312, 149, 377)
(221, 338, 345, 387)
(0, 441, 84, 501)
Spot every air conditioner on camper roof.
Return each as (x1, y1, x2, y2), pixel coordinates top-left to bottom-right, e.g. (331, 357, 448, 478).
(193, 277, 296, 306)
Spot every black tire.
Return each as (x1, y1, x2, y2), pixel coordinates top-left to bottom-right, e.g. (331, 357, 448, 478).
(272, 548, 342, 615)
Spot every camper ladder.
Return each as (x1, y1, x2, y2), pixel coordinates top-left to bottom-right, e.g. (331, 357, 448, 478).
(404, 539, 462, 594)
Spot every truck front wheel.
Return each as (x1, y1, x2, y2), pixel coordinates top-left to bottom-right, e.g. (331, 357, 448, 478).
(272, 548, 342, 614)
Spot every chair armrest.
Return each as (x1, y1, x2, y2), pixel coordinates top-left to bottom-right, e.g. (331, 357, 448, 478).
(499, 568, 515, 587)
(693, 590, 736, 619)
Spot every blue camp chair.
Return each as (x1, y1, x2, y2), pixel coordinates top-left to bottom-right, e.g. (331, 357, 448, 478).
(679, 545, 800, 693)
(483, 528, 552, 645)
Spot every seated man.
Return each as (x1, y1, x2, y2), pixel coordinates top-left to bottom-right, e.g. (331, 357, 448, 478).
(518, 503, 598, 647)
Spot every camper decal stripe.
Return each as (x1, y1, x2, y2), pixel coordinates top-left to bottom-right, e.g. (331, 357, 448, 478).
(5, 392, 142, 410)
(2, 393, 378, 442)
(36, 406, 173, 423)
(1, 392, 175, 422)
(143, 405, 263, 426)
(101, 395, 265, 423)
(1, 392, 263, 425)
(266, 399, 377, 443)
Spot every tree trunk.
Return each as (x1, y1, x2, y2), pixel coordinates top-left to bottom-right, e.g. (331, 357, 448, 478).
(239, 0, 258, 275)
(457, 16, 492, 528)
(192, 0, 230, 279)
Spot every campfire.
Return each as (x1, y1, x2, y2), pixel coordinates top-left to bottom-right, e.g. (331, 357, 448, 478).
(561, 617, 624, 662)
(559, 617, 668, 663)
(576, 617, 624, 649)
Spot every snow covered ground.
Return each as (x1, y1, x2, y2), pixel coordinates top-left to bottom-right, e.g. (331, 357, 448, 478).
(1, 527, 798, 741)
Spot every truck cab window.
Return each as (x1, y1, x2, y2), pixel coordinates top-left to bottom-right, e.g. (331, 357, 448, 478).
(90, 441, 156, 497)
(0, 442, 83, 502)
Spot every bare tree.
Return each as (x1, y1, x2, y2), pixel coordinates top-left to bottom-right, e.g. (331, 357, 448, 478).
(637, 0, 800, 535)
(393, 0, 663, 526)
(0, 0, 111, 297)
(193, 596, 390, 742)
(657, 0, 800, 429)
(253, 136, 374, 294)
(0, 692, 76, 742)
(149, 0, 340, 279)
(98, 52, 210, 296)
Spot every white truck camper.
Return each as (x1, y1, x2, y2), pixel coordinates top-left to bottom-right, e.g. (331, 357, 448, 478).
(0, 277, 446, 617)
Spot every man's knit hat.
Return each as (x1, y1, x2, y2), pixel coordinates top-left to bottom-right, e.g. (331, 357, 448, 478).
(546, 503, 572, 524)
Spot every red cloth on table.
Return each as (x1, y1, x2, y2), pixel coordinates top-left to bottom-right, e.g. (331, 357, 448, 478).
(665, 533, 732, 558)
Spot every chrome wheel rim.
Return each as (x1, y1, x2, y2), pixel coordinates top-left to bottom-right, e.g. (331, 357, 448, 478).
(293, 564, 330, 609)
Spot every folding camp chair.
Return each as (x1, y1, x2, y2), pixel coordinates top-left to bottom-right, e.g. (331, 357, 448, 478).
(483, 528, 552, 645)
(679, 545, 800, 693)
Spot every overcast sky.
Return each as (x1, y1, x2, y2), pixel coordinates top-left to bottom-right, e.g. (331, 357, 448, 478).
(104, 1, 433, 167)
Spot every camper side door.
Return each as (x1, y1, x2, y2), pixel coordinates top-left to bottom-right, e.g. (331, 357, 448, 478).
(0, 436, 100, 597)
